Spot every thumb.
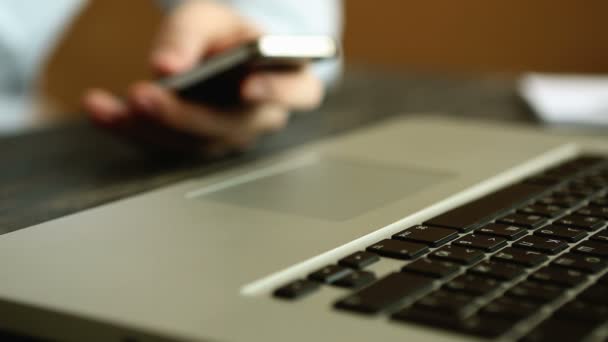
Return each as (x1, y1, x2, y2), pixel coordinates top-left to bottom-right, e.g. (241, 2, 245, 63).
(150, 1, 257, 75)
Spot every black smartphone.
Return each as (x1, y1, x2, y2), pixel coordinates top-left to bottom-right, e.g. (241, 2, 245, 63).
(158, 35, 339, 108)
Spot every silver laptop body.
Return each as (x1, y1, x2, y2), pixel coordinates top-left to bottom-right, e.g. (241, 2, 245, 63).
(0, 116, 606, 341)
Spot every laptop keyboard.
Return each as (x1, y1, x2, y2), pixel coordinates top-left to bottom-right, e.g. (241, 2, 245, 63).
(272, 155, 608, 341)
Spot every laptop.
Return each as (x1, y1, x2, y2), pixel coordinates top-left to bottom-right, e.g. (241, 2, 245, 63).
(0, 116, 606, 341)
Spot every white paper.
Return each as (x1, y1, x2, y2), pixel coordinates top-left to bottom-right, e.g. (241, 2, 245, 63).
(519, 73, 608, 126)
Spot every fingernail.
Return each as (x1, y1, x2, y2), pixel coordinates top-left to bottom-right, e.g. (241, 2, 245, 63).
(152, 50, 186, 74)
(205, 144, 229, 158)
(137, 95, 159, 116)
(135, 90, 162, 115)
(244, 78, 270, 100)
(85, 90, 127, 122)
(138, 95, 157, 114)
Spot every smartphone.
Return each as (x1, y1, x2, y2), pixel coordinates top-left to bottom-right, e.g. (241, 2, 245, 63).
(158, 35, 339, 108)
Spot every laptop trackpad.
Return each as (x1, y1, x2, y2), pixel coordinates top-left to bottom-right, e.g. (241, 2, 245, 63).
(195, 158, 449, 221)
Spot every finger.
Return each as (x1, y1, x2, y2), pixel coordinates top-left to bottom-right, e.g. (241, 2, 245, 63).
(244, 104, 289, 134)
(128, 81, 235, 138)
(83, 88, 129, 124)
(151, 1, 258, 75)
(242, 67, 324, 111)
(219, 104, 289, 149)
(89, 100, 208, 154)
(201, 140, 231, 157)
(129, 82, 289, 141)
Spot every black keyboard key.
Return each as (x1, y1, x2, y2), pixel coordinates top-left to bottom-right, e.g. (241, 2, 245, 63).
(553, 300, 608, 324)
(414, 290, 474, 319)
(366, 239, 428, 260)
(520, 317, 598, 342)
(273, 279, 319, 300)
(575, 155, 607, 165)
(333, 271, 376, 289)
(580, 176, 608, 188)
(461, 316, 516, 338)
(537, 194, 582, 208)
(578, 178, 608, 190)
(529, 266, 587, 288)
(551, 189, 588, 199)
(572, 240, 608, 259)
(334, 272, 433, 314)
(497, 214, 547, 229)
(392, 225, 458, 247)
(518, 204, 565, 218)
(554, 156, 606, 171)
(534, 225, 587, 242)
(590, 229, 608, 244)
(574, 182, 605, 193)
(413, 290, 475, 318)
(402, 258, 460, 279)
(552, 252, 607, 273)
(600, 273, 608, 285)
(567, 184, 600, 197)
(590, 197, 608, 207)
(524, 175, 564, 186)
(392, 307, 462, 332)
(444, 274, 500, 296)
(429, 245, 485, 265)
(555, 214, 604, 231)
(588, 167, 608, 176)
(469, 260, 525, 281)
(579, 283, 608, 306)
(576, 284, 608, 306)
(579, 174, 607, 184)
(453, 234, 507, 252)
(477, 223, 527, 240)
(580, 175, 608, 188)
(394, 308, 514, 338)
(480, 297, 539, 321)
(338, 251, 380, 269)
(492, 247, 548, 267)
(308, 265, 351, 284)
(425, 183, 547, 231)
(576, 206, 608, 220)
(513, 235, 569, 255)
(506, 281, 563, 303)
(392, 307, 463, 332)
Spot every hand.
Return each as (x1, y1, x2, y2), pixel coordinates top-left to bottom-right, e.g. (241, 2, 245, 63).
(83, 0, 324, 155)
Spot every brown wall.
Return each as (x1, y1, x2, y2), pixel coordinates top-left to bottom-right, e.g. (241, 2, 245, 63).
(344, 0, 608, 73)
(41, 0, 162, 116)
(42, 0, 608, 115)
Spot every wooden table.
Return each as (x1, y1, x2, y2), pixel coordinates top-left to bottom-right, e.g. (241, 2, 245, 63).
(0, 67, 535, 235)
